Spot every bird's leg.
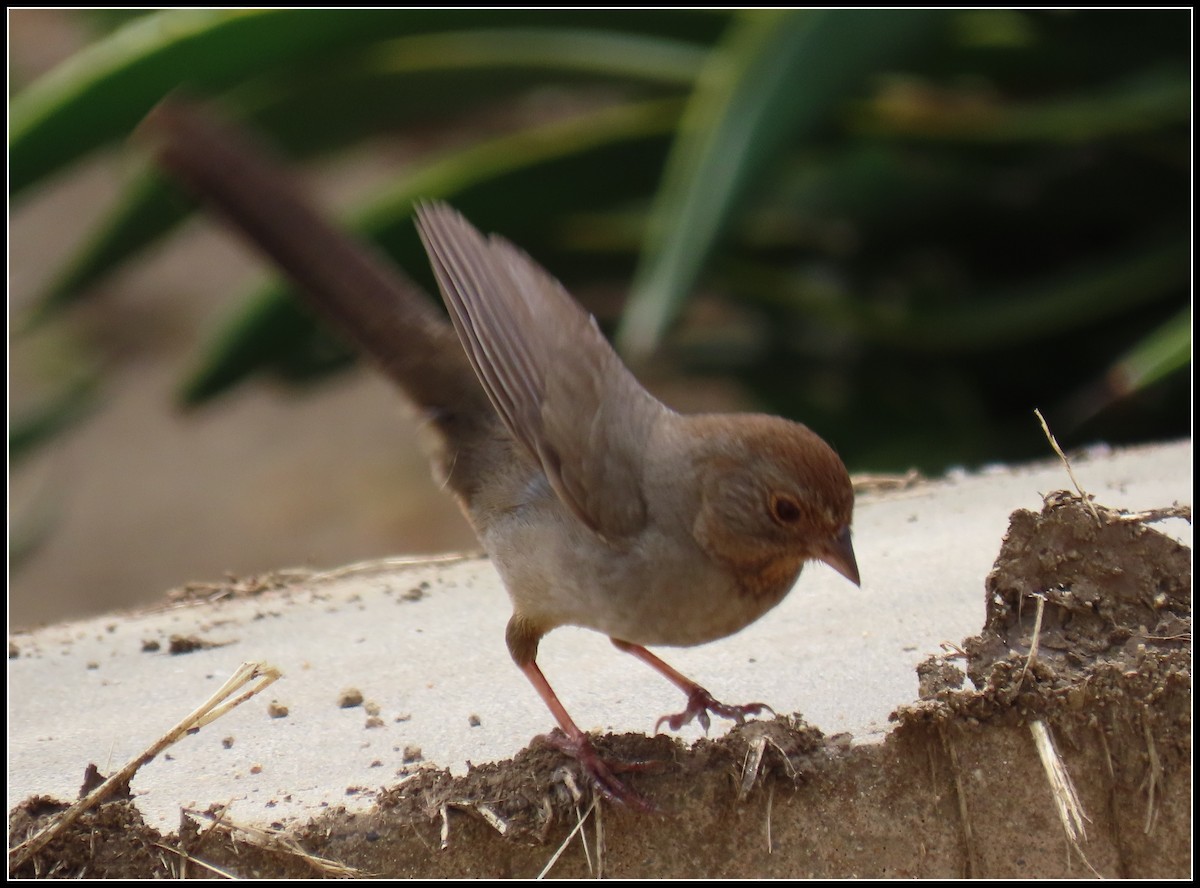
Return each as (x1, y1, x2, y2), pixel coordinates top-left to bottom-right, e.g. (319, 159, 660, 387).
(508, 615, 659, 810)
(611, 639, 774, 734)
(518, 660, 659, 812)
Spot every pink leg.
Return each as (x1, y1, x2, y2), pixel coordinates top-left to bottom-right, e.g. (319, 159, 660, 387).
(611, 639, 774, 733)
(519, 660, 660, 812)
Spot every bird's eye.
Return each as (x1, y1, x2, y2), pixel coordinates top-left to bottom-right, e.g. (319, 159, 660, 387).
(769, 493, 802, 525)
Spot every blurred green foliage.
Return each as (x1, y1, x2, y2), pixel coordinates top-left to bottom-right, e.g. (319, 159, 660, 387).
(11, 9, 1191, 472)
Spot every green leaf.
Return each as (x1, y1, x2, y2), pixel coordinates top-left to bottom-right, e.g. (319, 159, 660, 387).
(10, 9, 729, 198)
(853, 67, 1190, 143)
(1058, 306, 1191, 429)
(617, 8, 944, 360)
(12, 10, 385, 197)
(1107, 306, 1191, 393)
(9, 376, 99, 465)
(870, 240, 1190, 350)
(24, 169, 195, 329)
(724, 239, 1189, 351)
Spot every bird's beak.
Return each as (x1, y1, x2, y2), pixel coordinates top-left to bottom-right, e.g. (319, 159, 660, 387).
(820, 525, 860, 586)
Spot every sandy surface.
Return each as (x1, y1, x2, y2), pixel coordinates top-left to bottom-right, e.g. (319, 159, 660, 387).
(8, 440, 1191, 877)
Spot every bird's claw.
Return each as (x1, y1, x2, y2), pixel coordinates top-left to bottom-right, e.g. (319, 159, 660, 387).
(655, 687, 774, 734)
(540, 730, 663, 813)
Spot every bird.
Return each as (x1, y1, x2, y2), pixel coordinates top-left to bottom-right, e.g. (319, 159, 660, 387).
(139, 99, 860, 810)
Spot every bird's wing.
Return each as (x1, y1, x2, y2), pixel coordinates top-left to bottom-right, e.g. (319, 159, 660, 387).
(416, 203, 663, 540)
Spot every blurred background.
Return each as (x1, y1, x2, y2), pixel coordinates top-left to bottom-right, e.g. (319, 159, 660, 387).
(9, 10, 1191, 626)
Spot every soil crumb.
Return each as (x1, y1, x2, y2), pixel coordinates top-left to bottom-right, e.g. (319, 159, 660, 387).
(167, 634, 222, 655)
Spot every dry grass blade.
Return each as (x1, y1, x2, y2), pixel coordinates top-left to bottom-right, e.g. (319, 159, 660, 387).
(1112, 504, 1192, 524)
(1142, 717, 1162, 835)
(537, 798, 597, 879)
(850, 468, 922, 493)
(1030, 719, 1098, 875)
(739, 728, 799, 800)
(939, 724, 977, 877)
(9, 661, 281, 870)
(184, 807, 365, 877)
(1034, 408, 1101, 524)
(577, 800, 594, 876)
(593, 798, 605, 879)
(765, 782, 775, 854)
(153, 841, 238, 880)
(306, 552, 480, 583)
(1019, 593, 1047, 687)
(739, 734, 768, 799)
(472, 803, 510, 837)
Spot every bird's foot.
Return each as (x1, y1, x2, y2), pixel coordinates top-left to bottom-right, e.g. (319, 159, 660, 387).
(540, 730, 664, 813)
(655, 687, 774, 734)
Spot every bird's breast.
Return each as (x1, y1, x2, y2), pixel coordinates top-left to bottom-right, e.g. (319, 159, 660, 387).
(484, 508, 802, 648)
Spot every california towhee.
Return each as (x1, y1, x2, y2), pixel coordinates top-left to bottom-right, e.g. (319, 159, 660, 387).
(140, 100, 859, 809)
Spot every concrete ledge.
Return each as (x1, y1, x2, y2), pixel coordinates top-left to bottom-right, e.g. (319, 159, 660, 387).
(8, 440, 1191, 877)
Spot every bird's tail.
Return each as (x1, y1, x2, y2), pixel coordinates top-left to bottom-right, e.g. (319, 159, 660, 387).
(137, 99, 497, 498)
(138, 98, 488, 424)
